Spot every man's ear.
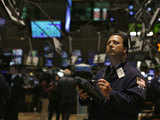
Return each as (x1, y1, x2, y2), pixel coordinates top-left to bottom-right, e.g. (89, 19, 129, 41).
(123, 48, 127, 54)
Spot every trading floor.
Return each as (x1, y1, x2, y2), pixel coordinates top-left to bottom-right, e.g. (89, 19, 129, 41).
(19, 113, 87, 120)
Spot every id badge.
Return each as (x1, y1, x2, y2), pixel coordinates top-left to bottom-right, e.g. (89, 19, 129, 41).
(116, 67, 125, 79)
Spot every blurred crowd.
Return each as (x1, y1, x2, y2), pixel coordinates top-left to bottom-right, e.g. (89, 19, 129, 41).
(0, 63, 160, 120)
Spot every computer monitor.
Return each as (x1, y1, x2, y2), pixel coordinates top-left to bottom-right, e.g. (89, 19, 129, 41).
(61, 58, 69, 67)
(25, 50, 39, 66)
(93, 53, 106, 64)
(12, 49, 23, 56)
(72, 49, 81, 56)
(31, 20, 62, 38)
(10, 49, 23, 65)
(104, 59, 111, 66)
(93, 8, 101, 21)
(45, 58, 53, 67)
(61, 51, 68, 58)
(148, 69, 155, 76)
(10, 57, 22, 66)
(26, 56, 39, 66)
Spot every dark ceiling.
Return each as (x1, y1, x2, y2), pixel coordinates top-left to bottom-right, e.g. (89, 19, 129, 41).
(0, 0, 157, 57)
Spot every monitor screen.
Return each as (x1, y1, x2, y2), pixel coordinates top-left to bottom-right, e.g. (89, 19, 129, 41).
(30, 50, 39, 57)
(93, 8, 101, 21)
(26, 56, 39, 66)
(12, 49, 23, 56)
(75, 56, 83, 64)
(148, 69, 155, 76)
(93, 53, 106, 64)
(61, 58, 69, 67)
(61, 51, 68, 58)
(44, 46, 50, 52)
(93, 2, 109, 21)
(10, 49, 23, 66)
(44, 53, 53, 58)
(72, 49, 81, 56)
(3, 51, 12, 56)
(10, 57, 22, 66)
(45, 58, 53, 67)
(93, 8, 108, 21)
(104, 59, 111, 66)
(31, 21, 62, 38)
(75, 66, 91, 72)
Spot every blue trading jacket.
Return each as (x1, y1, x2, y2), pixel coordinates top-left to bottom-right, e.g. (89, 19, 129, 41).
(79, 61, 146, 120)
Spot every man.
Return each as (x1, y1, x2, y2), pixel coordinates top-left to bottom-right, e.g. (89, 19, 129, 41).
(48, 71, 60, 120)
(6, 66, 25, 120)
(48, 68, 77, 120)
(149, 71, 160, 114)
(0, 73, 10, 120)
(78, 32, 146, 120)
(39, 72, 52, 120)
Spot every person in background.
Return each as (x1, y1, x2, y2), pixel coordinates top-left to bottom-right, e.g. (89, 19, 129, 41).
(51, 68, 77, 120)
(78, 32, 146, 120)
(0, 73, 9, 120)
(39, 72, 52, 120)
(48, 71, 60, 120)
(149, 69, 160, 115)
(56, 69, 77, 120)
(6, 66, 25, 120)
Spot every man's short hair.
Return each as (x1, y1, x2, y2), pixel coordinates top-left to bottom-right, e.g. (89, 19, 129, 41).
(106, 32, 129, 53)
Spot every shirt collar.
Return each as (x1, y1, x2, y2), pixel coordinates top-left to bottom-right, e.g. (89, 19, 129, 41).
(112, 61, 127, 70)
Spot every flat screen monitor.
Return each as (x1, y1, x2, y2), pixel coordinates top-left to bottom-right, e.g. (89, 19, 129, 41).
(10, 49, 23, 66)
(75, 56, 83, 64)
(104, 59, 111, 66)
(31, 21, 62, 38)
(61, 58, 69, 67)
(45, 58, 53, 67)
(10, 57, 22, 66)
(3, 51, 12, 56)
(31, 50, 38, 57)
(12, 49, 23, 56)
(72, 49, 81, 56)
(148, 69, 155, 76)
(93, 53, 106, 64)
(61, 51, 68, 58)
(26, 56, 39, 66)
(93, 8, 101, 21)
(75, 66, 91, 72)
(44, 53, 53, 58)
(44, 46, 50, 52)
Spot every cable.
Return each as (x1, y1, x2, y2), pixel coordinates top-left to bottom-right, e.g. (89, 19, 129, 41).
(1, 0, 25, 25)
(19, 0, 65, 61)
(24, 0, 66, 37)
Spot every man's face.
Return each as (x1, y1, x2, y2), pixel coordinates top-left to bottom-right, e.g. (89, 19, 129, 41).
(106, 35, 126, 56)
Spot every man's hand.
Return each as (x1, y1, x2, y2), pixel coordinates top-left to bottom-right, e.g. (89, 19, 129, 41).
(97, 79, 112, 98)
(136, 77, 146, 89)
(77, 86, 89, 100)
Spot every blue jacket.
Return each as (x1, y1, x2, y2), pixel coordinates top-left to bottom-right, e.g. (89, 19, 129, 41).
(80, 61, 146, 120)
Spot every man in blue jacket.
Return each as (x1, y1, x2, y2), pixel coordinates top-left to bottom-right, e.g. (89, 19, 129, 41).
(78, 32, 146, 120)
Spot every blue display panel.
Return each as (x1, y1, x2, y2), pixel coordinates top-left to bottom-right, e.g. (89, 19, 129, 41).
(31, 21, 61, 38)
